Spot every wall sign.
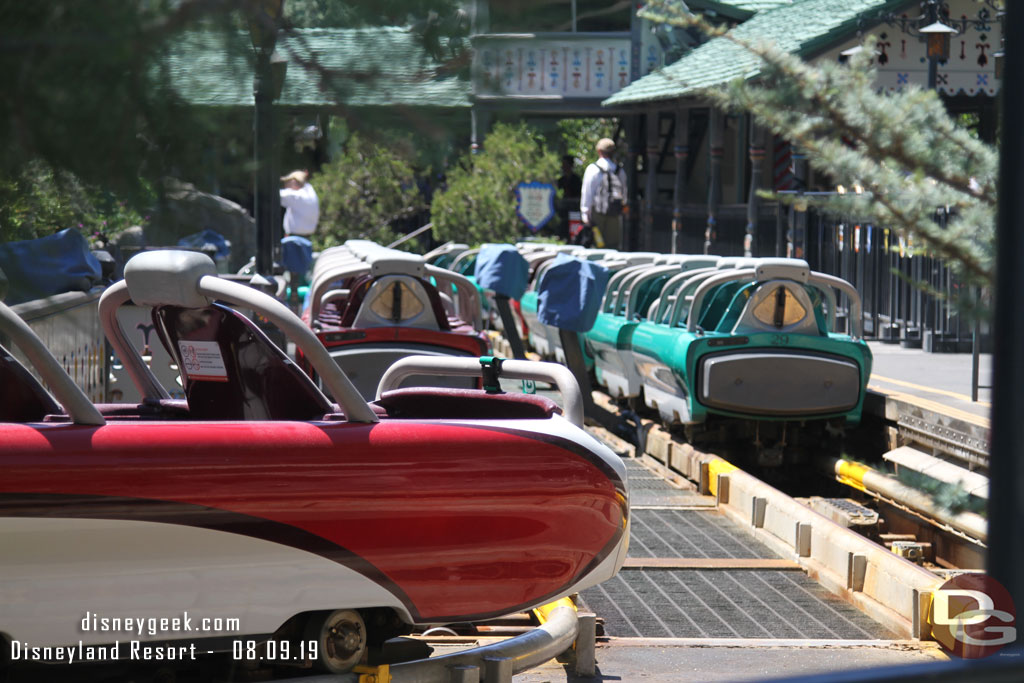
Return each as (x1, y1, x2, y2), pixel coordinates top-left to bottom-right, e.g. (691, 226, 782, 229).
(515, 182, 556, 232)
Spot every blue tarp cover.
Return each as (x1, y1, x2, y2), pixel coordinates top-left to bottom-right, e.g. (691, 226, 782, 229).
(177, 228, 231, 261)
(474, 244, 529, 299)
(281, 235, 313, 275)
(0, 228, 102, 306)
(537, 253, 610, 332)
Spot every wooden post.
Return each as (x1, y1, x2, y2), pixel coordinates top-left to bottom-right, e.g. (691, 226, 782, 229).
(643, 111, 660, 252)
(705, 108, 724, 255)
(625, 115, 641, 252)
(791, 144, 808, 259)
(746, 122, 767, 257)
(672, 105, 690, 255)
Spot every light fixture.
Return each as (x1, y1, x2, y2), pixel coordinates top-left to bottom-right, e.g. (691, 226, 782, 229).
(248, 0, 285, 53)
(270, 50, 288, 100)
(919, 20, 957, 62)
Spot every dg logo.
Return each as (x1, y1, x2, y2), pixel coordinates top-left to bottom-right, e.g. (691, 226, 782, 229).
(930, 574, 1017, 658)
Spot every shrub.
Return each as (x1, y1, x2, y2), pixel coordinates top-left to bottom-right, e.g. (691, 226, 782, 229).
(314, 133, 427, 251)
(431, 122, 559, 245)
(0, 161, 150, 246)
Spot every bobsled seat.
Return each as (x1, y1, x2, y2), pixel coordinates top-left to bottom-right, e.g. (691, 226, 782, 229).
(0, 345, 60, 422)
(154, 302, 332, 421)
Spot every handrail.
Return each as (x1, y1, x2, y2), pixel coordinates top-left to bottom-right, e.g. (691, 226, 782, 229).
(387, 221, 433, 248)
(98, 281, 172, 402)
(377, 356, 585, 428)
(0, 300, 105, 425)
(274, 599, 580, 683)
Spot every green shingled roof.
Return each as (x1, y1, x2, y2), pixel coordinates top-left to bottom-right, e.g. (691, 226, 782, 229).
(162, 27, 471, 109)
(714, 1, 796, 12)
(606, 0, 910, 106)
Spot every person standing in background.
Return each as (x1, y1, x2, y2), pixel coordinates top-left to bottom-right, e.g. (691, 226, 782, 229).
(280, 170, 319, 237)
(556, 155, 583, 243)
(579, 138, 626, 249)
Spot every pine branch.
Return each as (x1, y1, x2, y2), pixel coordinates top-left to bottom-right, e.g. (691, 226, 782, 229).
(638, 1, 996, 285)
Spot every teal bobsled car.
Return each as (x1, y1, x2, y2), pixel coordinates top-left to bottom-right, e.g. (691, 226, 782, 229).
(624, 258, 872, 434)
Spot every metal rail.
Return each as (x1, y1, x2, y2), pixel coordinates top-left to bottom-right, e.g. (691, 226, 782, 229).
(274, 599, 586, 683)
(111, 250, 378, 423)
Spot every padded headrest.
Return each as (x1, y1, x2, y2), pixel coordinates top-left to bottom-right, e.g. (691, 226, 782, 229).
(754, 258, 810, 283)
(124, 250, 217, 309)
(369, 253, 426, 278)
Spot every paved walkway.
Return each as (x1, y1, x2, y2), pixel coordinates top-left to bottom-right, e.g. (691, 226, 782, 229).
(866, 341, 991, 422)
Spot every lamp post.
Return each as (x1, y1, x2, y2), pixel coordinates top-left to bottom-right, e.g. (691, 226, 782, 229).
(248, 1, 286, 277)
(919, 16, 956, 91)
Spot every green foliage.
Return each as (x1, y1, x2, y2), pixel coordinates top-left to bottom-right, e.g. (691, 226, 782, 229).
(640, 1, 997, 288)
(557, 117, 619, 169)
(0, 0, 465, 214)
(431, 122, 559, 245)
(896, 469, 985, 517)
(315, 133, 426, 251)
(0, 1, 228, 200)
(0, 161, 151, 246)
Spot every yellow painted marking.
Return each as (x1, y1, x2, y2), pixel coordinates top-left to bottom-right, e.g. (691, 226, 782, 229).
(354, 664, 390, 683)
(707, 458, 738, 497)
(533, 597, 576, 626)
(835, 459, 870, 492)
(870, 374, 991, 409)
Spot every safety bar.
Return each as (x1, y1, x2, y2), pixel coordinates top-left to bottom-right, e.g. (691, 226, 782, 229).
(655, 267, 719, 325)
(99, 282, 172, 402)
(195, 277, 379, 422)
(377, 356, 584, 428)
(684, 270, 757, 332)
(423, 242, 469, 263)
(449, 248, 479, 274)
(809, 272, 863, 338)
(425, 265, 483, 331)
(623, 265, 683, 319)
(309, 262, 371, 321)
(601, 264, 650, 314)
(105, 251, 378, 423)
(310, 260, 482, 330)
(0, 301, 105, 425)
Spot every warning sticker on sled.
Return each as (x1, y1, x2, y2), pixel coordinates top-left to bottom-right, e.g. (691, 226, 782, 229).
(177, 340, 229, 382)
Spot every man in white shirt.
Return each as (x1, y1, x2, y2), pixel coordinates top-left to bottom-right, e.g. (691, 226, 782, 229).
(579, 138, 627, 248)
(279, 170, 320, 237)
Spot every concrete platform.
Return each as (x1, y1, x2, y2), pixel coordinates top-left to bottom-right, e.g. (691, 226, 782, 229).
(866, 341, 991, 422)
(515, 640, 949, 682)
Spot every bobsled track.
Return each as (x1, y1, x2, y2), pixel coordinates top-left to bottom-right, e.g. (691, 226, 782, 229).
(0, 240, 1011, 682)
